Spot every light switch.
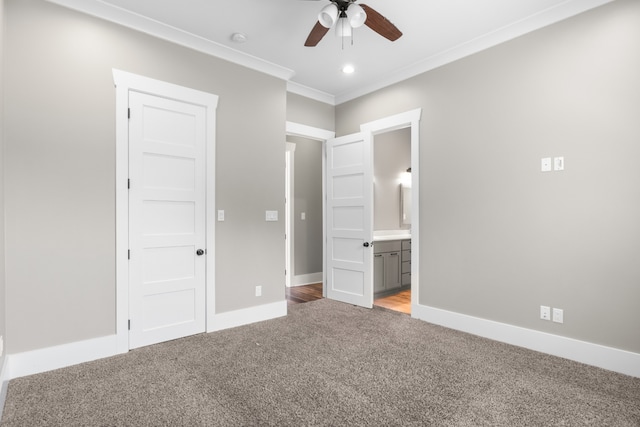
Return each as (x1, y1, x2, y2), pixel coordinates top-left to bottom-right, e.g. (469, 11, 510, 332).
(217, 210, 225, 221)
(301, 212, 306, 220)
(554, 157, 564, 171)
(265, 210, 278, 222)
(541, 157, 552, 172)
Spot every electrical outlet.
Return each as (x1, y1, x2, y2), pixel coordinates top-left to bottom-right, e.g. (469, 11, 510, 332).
(255, 286, 262, 297)
(541, 157, 552, 172)
(554, 157, 565, 171)
(540, 305, 551, 321)
(553, 308, 564, 324)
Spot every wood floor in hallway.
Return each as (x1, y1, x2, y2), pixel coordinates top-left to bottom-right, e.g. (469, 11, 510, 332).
(286, 283, 411, 315)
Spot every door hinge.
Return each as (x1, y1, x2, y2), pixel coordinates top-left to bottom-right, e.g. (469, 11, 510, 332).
(127, 179, 130, 189)
(128, 319, 131, 330)
(128, 249, 130, 260)
(128, 108, 130, 119)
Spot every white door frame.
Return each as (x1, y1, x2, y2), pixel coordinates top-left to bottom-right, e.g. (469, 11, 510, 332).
(285, 122, 335, 295)
(285, 142, 296, 288)
(360, 109, 422, 313)
(113, 69, 219, 354)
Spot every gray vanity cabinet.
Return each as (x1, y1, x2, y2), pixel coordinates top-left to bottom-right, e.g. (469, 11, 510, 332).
(373, 240, 402, 295)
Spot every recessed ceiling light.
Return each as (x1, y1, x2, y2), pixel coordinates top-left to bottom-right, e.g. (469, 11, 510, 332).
(231, 32, 247, 43)
(342, 64, 355, 74)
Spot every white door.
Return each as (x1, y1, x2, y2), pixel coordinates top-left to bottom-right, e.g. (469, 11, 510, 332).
(326, 132, 373, 308)
(128, 91, 206, 349)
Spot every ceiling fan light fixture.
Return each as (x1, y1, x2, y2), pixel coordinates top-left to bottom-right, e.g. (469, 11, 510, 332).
(335, 17, 352, 38)
(346, 4, 367, 28)
(318, 3, 338, 28)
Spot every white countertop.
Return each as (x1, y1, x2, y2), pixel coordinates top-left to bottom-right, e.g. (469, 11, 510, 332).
(373, 230, 411, 242)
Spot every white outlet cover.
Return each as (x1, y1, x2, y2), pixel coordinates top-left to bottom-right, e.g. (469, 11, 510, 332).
(540, 305, 551, 320)
(554, 156, 565, 171)
(541, 157, 552, 172)
(265, 210, 278, 221)
(553, 308, 564, 323)
(217, 210, 225, 221)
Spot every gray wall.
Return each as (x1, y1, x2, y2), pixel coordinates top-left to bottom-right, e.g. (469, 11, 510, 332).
(0, 0, 6, 366)
(288, 136, 323, 276)
(286, 92, 334, 131)
(336, 0, 640, 353)
(5, 0, 286, 353)
(374, 128, 411, 231)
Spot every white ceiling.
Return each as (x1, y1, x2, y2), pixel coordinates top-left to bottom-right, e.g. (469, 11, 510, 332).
(48, 0, 612, 104)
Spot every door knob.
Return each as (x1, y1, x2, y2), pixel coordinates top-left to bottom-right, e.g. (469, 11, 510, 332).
(363, 242, 370, 247)
(196, 249, 204, 256)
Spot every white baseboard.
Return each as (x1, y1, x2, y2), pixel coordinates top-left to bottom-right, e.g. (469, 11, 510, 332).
(7, 335, 118, 381)
(412, 304, 640, 378)
(0, 356, 9, 421)
(291, 272, 323, 287)
(2, 301, 288, 384)
(209, 300, 287, 332)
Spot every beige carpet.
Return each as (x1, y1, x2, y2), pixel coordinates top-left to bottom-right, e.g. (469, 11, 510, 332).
(1, 299, 639, 426)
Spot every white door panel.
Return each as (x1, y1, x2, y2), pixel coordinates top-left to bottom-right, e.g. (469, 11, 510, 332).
(129, 91, 206, 349)
(326, 132, 373, 308)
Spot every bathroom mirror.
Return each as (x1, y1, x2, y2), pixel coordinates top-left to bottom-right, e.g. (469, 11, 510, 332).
(400, 184, 412, 226)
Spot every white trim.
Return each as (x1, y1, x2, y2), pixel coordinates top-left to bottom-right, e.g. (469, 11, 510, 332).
(291, 272, 323, 287)
(46, 0, 294, 82)
(286, 81, 335, 106)
(112, 69, 219, 347)
(413, 304, 640, 378)
(360, 109, 422, 314)
(6, 335, 118, 380)
(286, 122, 335, 142)
(209, 301, 287, 332)
(334, 0, 614, 104)
(0, 357, 9, 420)
(285, 142, 296, 288)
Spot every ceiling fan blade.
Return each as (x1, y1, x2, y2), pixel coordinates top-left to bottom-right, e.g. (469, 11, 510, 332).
(360, 4, 403, 42)
(305, 21, 330, 46)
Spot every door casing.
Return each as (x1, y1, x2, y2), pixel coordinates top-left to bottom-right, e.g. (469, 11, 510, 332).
(360, 109, 422, 312)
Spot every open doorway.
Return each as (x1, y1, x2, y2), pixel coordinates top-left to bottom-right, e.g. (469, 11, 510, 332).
(285, 123, 335, 304)
(372, 128, 412, 315)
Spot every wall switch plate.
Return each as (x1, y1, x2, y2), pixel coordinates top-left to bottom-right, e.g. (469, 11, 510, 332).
(217, 210, 225, 221)
(301, 212, 306, 220)
(540, 305, 551, 320)
(554, 157, 565, 171)
(553, 308, 564, 323)
(265, 210, 278, 221)
(541, 157, 552, 172)
(255, 286, 262, 297)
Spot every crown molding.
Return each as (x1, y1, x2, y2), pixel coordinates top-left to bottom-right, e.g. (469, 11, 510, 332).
(46, 0, 613, 106)
(334, 0, 614, 105)
(286, 81, 336, 106)
(45, 0, 295, 82)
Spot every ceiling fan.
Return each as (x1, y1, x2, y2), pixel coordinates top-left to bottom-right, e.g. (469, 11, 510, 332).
(304, 0, 402, 47)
